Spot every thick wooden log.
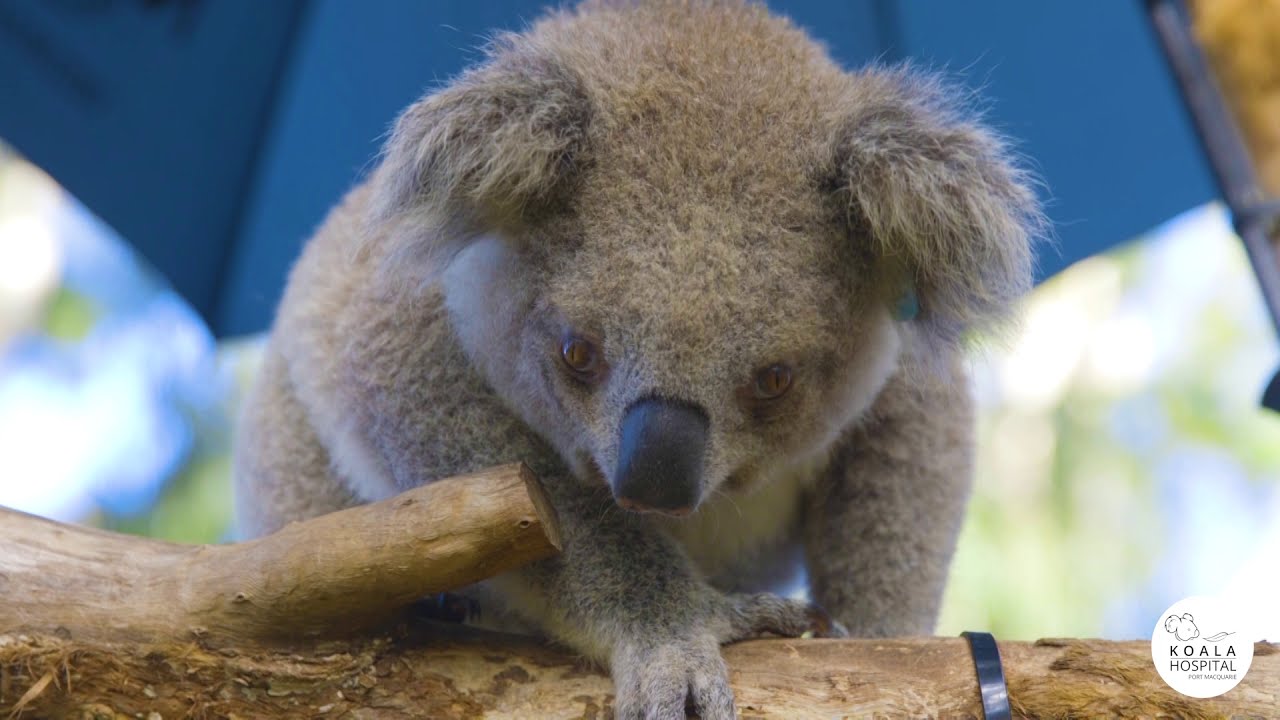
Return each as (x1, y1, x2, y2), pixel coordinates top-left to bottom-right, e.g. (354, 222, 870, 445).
(0, 463, 561, 645)
(2, 464, 1276, 717)
(1, 626, 1276, 718)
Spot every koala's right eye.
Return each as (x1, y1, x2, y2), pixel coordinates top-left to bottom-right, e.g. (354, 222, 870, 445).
(560, 333, 608, 384)
(753, 364, 793, 399)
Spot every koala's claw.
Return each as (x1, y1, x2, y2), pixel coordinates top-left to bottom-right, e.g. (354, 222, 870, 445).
(727, 592, 848, 640)
(612, 635, 735, 720)
(803, 604, 850, 639)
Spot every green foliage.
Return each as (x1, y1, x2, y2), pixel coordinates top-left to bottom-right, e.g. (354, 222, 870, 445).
(939, 209, 1280, 639)
(41, 288, 98, 341)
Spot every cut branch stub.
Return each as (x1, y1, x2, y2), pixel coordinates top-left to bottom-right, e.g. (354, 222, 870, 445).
(0, 463, 560, 646)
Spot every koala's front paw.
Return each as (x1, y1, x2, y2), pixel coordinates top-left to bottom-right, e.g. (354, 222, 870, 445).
(726, 592, 849, 640)
(612, 633, 734, 720)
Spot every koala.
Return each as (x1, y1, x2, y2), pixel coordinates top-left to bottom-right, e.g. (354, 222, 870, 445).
(233, 1, 1042, 717)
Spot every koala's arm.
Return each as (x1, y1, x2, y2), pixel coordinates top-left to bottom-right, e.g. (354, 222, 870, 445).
(803, 359, 974, 636)
(488, 471, 834, 719)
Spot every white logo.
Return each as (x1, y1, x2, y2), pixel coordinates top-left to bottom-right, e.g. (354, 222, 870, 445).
(1151, 595, 1253, 698)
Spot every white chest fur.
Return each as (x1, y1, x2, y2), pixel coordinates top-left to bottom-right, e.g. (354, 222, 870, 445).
(656, 456, 826, 591)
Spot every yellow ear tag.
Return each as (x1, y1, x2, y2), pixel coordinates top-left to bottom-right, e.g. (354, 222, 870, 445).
(894, 284, 919, 321)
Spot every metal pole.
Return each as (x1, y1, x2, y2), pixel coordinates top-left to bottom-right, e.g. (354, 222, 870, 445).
(1145, 0, 1280, 410)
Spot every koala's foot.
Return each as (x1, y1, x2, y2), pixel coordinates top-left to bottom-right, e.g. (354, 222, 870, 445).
(725, 592, 849, 640)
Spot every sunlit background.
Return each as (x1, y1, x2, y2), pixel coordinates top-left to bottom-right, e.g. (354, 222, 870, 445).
(1, 139, 1276, 642)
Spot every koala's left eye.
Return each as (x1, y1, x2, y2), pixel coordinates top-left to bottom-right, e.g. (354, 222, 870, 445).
(753, 364, 793, 400)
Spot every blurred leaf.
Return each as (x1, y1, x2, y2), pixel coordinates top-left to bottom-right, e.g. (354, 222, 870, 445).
(100, 454, 233, 544)
(42, 287, 97, 341)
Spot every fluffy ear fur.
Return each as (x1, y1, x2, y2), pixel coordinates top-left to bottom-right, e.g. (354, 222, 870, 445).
(366, 31, 592, 274)
(829, 67, 1044, 352)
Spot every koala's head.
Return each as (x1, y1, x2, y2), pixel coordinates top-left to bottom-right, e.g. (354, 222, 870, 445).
(367, 2, 1042, 515)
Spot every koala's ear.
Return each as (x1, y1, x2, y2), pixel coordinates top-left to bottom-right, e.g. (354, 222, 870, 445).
(367, 33, 592, 260)
(829, 68, 1044, 351)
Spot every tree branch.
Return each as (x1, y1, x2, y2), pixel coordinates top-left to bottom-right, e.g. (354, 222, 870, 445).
(1, 463, 1275, 718)
(0, 463, 560, 645)
(1, 628, 1276, 718)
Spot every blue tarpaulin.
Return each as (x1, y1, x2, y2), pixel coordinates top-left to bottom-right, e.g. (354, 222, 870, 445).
(0, 0, 1214, 336)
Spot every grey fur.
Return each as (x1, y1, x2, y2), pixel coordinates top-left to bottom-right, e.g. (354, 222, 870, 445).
(233, 2, 1042, 718)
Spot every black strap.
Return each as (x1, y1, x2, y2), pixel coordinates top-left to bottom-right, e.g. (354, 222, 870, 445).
(961, 631, 1011, 720)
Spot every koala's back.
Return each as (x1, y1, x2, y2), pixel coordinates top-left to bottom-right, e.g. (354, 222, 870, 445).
(233, 186, 561, 537)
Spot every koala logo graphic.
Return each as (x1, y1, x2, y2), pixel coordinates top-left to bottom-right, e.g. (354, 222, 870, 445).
(1164, 612, 1234, 642)
(1164, 613, 1200, 641)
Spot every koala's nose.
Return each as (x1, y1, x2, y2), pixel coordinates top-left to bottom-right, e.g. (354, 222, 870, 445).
(613, 397, 708, 515)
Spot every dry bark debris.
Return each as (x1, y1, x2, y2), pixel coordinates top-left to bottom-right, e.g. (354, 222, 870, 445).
(1, 630, 1276, 719)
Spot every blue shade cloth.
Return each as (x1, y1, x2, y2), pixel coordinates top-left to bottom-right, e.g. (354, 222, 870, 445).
(0, 0, 1215, 337)
(0, 0, 306, 334)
